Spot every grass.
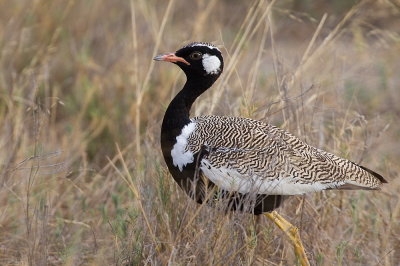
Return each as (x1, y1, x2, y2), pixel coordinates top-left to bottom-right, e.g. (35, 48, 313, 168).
(0, 0, 399, 264)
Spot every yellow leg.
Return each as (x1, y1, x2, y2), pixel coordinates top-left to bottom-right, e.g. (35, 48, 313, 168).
(264, 211, 310, 266)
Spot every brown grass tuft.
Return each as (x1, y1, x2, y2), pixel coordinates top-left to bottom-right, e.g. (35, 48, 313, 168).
(0, 0, 399, 264)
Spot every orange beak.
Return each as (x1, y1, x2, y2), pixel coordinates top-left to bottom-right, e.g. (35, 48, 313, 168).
(153, 53, 190, 65)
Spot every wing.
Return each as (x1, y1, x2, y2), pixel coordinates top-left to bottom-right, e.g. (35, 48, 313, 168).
(186, 115, 386, 195)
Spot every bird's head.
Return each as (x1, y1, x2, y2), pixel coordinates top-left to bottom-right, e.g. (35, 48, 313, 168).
(154, 42, 224, 78)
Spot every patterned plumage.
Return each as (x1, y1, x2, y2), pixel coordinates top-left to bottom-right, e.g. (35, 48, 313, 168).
(182, 115, 384, 194)
(155, 42, 386, 215)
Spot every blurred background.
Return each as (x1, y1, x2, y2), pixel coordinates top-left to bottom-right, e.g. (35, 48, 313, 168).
(0, 0, 399, 265)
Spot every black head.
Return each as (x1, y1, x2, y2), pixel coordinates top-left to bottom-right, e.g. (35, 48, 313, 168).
(154, 42, 224, 79)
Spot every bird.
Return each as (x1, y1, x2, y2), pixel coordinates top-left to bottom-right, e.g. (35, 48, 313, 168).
(154, 42, 387, 265)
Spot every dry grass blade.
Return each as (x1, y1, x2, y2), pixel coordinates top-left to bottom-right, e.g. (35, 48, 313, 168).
(133, 0, 175, 158)
(0, 0, 398, 264)
(210, 0, 277, 113)
(108, 144, 159, 252)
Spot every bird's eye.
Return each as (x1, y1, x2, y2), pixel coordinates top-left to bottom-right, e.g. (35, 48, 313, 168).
(189, 52, 202, 60)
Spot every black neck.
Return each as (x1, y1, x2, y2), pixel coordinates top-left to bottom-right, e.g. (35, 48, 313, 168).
(161, 75, 217, 155)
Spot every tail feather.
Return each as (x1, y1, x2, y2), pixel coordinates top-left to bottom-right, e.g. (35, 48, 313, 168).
(358, 164, 387, 183)
(333, 163, 387, 191)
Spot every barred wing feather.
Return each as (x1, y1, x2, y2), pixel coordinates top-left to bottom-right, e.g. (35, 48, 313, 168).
(186, 116, 385, 195)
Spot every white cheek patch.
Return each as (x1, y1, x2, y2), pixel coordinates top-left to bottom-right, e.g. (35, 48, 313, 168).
(202, 54, 221, 75)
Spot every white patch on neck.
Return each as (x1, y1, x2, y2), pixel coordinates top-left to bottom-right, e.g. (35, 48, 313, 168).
(202, 54, 221, 75)
(171, 122, 196, 171)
